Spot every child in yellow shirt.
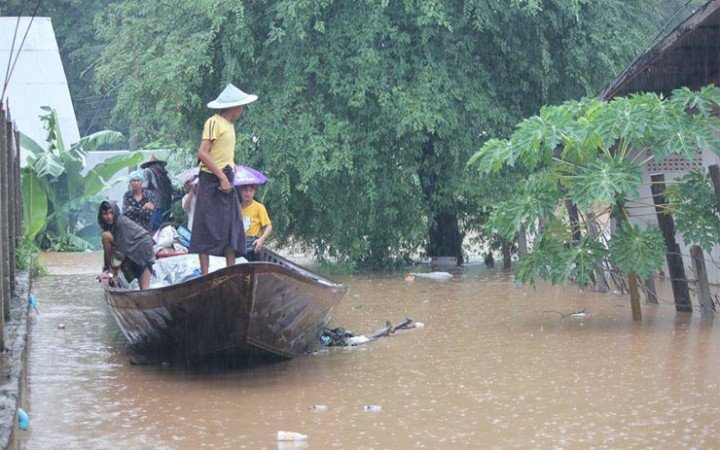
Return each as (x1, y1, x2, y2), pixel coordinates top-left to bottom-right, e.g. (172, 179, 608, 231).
(238, 184, 272, 259)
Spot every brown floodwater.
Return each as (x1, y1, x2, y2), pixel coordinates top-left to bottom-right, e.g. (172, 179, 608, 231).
(23, 253, 719, 449)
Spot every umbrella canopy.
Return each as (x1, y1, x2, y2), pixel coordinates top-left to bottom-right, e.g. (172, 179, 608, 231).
(233, 165, 269, 186)
(177, 167, 198, 184)
(185, 165, 269, 186)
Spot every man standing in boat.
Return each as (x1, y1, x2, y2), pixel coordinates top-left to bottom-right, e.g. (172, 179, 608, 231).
(189, 83, 258, 274)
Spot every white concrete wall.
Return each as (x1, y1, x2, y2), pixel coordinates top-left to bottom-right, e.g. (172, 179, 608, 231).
(632, 146, 720, 287)
(0, 17, 80, 164)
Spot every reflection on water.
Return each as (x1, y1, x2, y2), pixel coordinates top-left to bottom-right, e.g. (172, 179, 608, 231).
(25, 255, 719, 449)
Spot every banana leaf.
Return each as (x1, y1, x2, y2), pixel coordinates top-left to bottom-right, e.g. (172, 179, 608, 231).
(21, 169, 48, 241)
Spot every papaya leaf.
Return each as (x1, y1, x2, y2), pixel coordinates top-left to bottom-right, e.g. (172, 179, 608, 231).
(488, 172, 560, 240)
(665, 170, 720, 253)
(569, 157, 641, 210)
(568, 237, 608, 288)
(609, 223, 665, 278)
(468, 138, 515, 173)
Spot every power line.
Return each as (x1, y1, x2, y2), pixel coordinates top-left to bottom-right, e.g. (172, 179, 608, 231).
(650, 0, 694, 46)
(1, 0, 45, 107)
(1, 0, 26, 106)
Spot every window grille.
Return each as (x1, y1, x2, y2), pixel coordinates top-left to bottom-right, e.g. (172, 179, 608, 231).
(645, 150, 702, 173)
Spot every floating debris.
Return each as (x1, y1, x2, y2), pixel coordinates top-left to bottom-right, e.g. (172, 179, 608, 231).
(346, 336, 370, 345)
(17, 407, 29, 430)
(363, 405, 382, 412)
(28, 293, 38, 313)
(321, 318, 421, 347)
(57, 323, 65, 330)
(310, 405, 328, 411)
(541, 309, 590, 319)
(408, 271, 453, 281)
(277, 431, 308, 441)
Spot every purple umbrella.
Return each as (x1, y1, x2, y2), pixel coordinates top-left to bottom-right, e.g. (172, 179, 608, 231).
(233, 165, 269, 186)
(189, 165, 269, 186)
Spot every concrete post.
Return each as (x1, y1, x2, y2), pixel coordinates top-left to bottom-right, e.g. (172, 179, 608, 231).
(690, 245, 715, 316)
(650, 173, 693, 313)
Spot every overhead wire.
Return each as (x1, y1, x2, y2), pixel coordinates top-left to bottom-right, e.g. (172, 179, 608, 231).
(1, 0, 26, 107)
(1, 0, 45, 107)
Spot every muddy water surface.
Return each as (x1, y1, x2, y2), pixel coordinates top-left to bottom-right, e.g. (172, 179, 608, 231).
(24, 253, 719, 449)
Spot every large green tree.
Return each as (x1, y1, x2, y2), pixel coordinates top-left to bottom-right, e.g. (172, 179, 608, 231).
(91, 0, 691, 267)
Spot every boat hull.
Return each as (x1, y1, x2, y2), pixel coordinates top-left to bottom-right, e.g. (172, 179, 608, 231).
(103, 252, 346, 361)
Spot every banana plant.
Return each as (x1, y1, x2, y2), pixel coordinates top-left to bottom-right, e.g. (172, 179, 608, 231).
(20, 106, 143, 250)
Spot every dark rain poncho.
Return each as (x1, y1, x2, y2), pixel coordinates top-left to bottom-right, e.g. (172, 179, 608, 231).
(98, 201, 156, 269)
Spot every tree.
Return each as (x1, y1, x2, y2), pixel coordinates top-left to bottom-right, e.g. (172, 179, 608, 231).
(469, 85, 720, 320)
(93, 0, 685, 267)
(20, 107, 141, 250)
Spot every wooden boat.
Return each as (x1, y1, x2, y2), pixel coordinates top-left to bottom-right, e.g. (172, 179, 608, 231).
(101, 249, 347, 361)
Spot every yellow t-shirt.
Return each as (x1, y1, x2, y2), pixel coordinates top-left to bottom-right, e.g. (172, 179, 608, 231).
(242, 200, 271, 237)
(200, 114, 235, 173)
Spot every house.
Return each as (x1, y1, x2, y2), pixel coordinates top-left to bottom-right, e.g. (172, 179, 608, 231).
(599, 0, 720, 286)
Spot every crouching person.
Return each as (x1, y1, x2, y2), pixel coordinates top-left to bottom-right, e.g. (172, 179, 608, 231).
(98, 200, 156, 290)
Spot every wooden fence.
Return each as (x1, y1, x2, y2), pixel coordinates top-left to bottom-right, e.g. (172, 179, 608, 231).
(0, 105, 23, 349)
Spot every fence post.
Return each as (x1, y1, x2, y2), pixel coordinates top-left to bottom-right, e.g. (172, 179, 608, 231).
(585, 212, 609, 293)
(0, 108, 7, 347)
(650, 173, 693, 313)
(14, 128, 22, 246)
(689, 245, 715, 316)
(642, 273, 659, 305)
(7, 116, 17, 294)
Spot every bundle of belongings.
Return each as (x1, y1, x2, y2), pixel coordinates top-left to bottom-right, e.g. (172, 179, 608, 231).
(125, 254, 247, 290)
(152, 223, 191, 258)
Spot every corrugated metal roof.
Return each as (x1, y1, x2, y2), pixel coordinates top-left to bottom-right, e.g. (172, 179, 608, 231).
(599, 0, 720, 99)
(0, 17, 80, 161)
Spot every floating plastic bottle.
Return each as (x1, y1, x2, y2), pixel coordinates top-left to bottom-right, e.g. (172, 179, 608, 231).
(310, 405, 328, 411)
(363, 405, 382, 412)
(277, 431, 308, 441)
(17, 407, 29, 430)
(28, 293, 38, 313)
(415, 322, 425, 328)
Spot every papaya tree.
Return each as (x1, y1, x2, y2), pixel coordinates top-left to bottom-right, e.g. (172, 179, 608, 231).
(469, 85, 720, 320)
(20, 106, 142, 250)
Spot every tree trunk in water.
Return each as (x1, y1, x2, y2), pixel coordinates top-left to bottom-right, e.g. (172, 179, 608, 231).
(419, 135, 463, 265)
(628, 272, 642, 322)
(502, 239, 512, 269)
(427, 209, 463, 265)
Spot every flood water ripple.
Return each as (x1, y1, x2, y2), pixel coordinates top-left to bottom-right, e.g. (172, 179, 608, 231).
(24, 254, 719, 449)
